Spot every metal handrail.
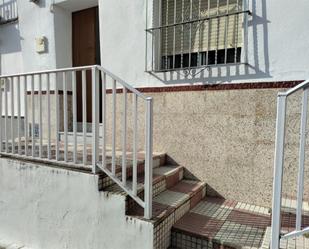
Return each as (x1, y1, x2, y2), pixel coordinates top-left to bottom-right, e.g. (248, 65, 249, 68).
(0, 65, 149, 100)
(96, 66, 153, 219)
(0, 65, 154, 219)
(96, 65, 149, 100)
(0, 65, 96, 78)
(279, 79, 309, 96)
(271, 79, 309, 248)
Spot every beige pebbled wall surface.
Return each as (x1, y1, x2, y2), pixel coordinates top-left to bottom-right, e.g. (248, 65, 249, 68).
(105, 87, 309, 208)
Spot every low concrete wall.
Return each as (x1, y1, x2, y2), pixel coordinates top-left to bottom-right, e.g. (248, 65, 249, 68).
(105, 88, 309, 208)
(0, 158, 153, 249)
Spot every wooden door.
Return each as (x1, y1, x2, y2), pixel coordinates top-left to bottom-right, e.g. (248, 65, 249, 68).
(72, 7, 100, 122)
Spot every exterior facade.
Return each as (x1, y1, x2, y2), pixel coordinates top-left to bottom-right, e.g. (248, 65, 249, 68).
(1, 0, 309, 248)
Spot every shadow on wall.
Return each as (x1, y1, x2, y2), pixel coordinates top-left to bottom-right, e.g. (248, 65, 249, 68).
(166, 155, 225, 198)
(149, 0, 271, 85)
(0, 0, 23, 74)
(0, 23, 22, 74)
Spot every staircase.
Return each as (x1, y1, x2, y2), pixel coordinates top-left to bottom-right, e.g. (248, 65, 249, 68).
(2, 65, 309, 249)
(99, 152, 276, 249)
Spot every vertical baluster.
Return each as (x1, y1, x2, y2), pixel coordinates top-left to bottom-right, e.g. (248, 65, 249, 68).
(188, 0, 193, 69)
(17, 76, 21, 154)
(172, 0, 176, 69)
(165, 0, 169, 70)
(296, 88, 308, 230)
(181, 0, 184, 68)
(63, 72, 68, 162)
(82, 70, 87, 165)
(144, 97, 153, 219)
(38, 74, 43, 158)
(47, 73, 51, 160)
(112, 79, 117, 175)
(198, 0, 202, 66)
(24, 76, 28, 156)
(31, 75, 35, 157)
(234, 0, 240, 63)
(206, 0, 210, 66)
(0, 78, 2, 152)
(55, 73, 60, 161)
(151, 28, 154, 72)
(72, 71, 77, 164)
(91, 67, 99, 174)
(215, 0, 220, 65)
(224, 0, 230, 64)
(11, 77, 15, 153)
(158, 0, 162, 71)
(132, 94, 138, 196)
(4, 78, 8, 153)
(102, 72, 106, 168)
(243, 0, 249, 64)
(270, 94, 287, 249)
(122, 87, 127, 185)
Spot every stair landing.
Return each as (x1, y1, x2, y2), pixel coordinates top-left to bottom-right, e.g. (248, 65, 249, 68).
(171, 197, 309, 249)
(171, 197, 271, 249)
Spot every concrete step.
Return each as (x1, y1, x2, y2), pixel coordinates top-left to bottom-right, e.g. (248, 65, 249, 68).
(170, 197, 272, 249)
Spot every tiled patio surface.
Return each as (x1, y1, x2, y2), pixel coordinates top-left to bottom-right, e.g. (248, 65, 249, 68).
(0, 140, 166, 174)
(172, 197, 309, 249)
(172, 197, 272, 249)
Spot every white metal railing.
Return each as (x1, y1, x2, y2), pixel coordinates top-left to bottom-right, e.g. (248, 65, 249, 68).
(0, 65, 153, 219)
(271, 79, 309, 248)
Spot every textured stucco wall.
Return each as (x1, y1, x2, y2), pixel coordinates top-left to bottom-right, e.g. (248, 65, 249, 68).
(0, 158, 153, 249)
(104, 88, 309, 208)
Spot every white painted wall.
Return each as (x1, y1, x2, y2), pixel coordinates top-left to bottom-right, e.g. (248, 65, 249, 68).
(17, 0, 57, 73)
(0, 158, 154, 249)
(0, 0, 98, 117)
(1, 0, 309, 89)
(99, 0, 309, 87)
(54, 0, 98, 12)
(54, 5, 72, 69)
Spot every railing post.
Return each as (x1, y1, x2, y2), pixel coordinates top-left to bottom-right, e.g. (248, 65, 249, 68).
(271, 94, 287, 249)
(92, 66, 99, 174)
(296, 88, 308, 230)
(0, 78, 2, 152)
(144, 97, 153, 219)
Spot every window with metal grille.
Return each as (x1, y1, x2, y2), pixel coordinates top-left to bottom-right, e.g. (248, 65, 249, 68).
(147, 0, 250, 72)
(0, 0, 18, 24)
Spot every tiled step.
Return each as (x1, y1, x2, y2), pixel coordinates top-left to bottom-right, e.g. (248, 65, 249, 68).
(170, 197, 272, 249)
(103, 164, 184, 211)
(104, 163, 206, 249)
(98, 152, 167, 190)
(151, 180, 207, 249)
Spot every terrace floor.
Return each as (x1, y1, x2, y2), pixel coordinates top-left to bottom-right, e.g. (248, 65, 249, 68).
(171, 197, 309, 249)
(0, 139, 153, 173)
